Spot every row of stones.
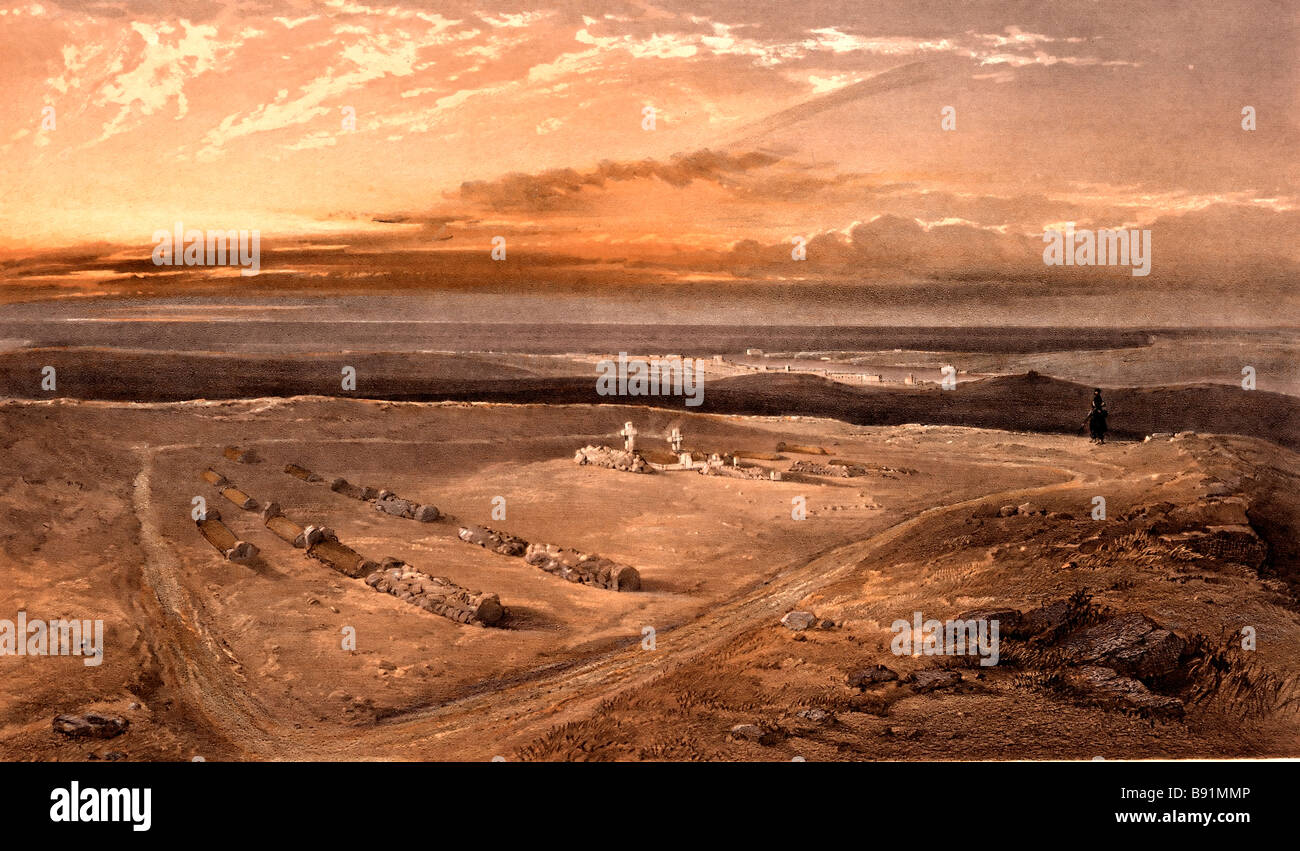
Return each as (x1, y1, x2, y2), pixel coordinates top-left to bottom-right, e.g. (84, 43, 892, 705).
(196, 462, 503, 626)
(457, 525, 642, 591)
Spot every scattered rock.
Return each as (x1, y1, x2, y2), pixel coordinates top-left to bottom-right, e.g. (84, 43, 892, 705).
(728, 723, 780, 745)
(998, 505, 1017, 517)
(1017, 502, 1045, 516)
(910, 670, 962, 693)
(780, 611, 817, 631)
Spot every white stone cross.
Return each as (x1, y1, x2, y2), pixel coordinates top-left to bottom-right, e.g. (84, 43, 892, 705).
(621, 422, 638, 452)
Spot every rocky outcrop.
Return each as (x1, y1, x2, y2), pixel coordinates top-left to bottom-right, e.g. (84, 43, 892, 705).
(522, 543, 641, 591)
(1062, 666, 1184, 719)
(458, 525, 529, 557)
(365, 558, 504, 626)
(847, 665, 899, 689)
(573, 445, 654, 474)
(1159, 526, 1268, 569)
(780, 611, 817, 631)
(52, 712, 129, 739)
(1058, 612, 1187, 679)
(910, 670, 962, 693)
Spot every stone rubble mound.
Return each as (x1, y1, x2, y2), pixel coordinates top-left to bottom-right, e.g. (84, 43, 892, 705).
(787, 460, 869, 478)
(573, 445, 654, 474)
(365, 558, 505, 626)
(522, 543, 642, 591)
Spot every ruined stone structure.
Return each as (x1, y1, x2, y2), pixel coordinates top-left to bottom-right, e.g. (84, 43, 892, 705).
(523, 543, 642, 591)
(365, 558, 505, 626)
(223, 445, 257, 463)
(196, 515, 258, 563)
(573, 444, 654, 474)
(458, 525, 528, 556)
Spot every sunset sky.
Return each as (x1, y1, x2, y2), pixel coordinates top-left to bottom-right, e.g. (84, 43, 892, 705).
(0, 0, 1296, 318)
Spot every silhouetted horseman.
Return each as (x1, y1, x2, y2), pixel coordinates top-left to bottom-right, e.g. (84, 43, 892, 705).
(1084, 388, 1109, 444)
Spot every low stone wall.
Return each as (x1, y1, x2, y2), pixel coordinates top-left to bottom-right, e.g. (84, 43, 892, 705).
(365, 558, 505, 626)
(574, 445, 654, 474)
(458, 525, 528, 556)
(523, 543, 641, 591)
(196, 515, 258, 563)
(701, 463, 776, 480)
